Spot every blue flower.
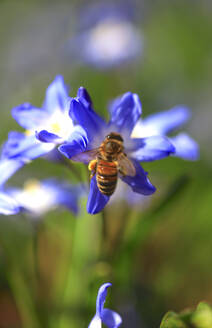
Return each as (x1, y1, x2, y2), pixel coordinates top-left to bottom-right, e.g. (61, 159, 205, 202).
(59, 88, 176, 214)
(88, 283, 122, 328)
(69, 2, 142, 69)
(3, 76, 75, 164)
(5, 179, 83, 217)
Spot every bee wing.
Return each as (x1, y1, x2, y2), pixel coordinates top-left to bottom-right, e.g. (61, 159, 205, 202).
(117, 153, 136, 177)
(71, 148, 99, 164)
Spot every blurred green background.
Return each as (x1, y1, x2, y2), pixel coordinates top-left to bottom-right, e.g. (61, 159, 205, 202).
(0, 0, 212, 327)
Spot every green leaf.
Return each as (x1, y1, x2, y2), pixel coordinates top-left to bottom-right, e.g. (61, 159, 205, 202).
(160, 312, 188, 328)
(191, 302, 212, 328)
(160, 303, 212, 328)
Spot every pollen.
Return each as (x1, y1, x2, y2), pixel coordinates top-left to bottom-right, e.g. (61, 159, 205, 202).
(24, 129, 33, 136)
(88, 159, 97, 171)
(50, 122, 61, 134)
(24, 179, 41, 194)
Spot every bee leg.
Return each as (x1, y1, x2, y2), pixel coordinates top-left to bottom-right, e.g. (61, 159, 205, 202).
(88, 159, 97, 179)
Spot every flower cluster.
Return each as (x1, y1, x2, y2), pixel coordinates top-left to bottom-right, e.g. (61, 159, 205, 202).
(0, 75, 200, 328)
(0, 76, 199, 216)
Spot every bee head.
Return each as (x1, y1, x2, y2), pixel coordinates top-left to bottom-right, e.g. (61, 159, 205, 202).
(105, 132, 123, 153)
(106, 132, 123, 142)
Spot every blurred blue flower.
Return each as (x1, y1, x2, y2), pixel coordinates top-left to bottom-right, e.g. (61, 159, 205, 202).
(89, 283, 122, 328)
(70, 2, 142, 69)
(0, 150, 25, 211)
(0, 191, 21, 215)
(59, 88, 176, 214)
(3, 76, 75, 165)
(0, 158, 25, 186)
(0, 179, 83, 217)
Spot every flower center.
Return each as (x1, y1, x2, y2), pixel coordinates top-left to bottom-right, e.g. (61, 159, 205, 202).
(47, 110, 72, 138)
(25, 109, 73, 141)
(50, 122, 61, 135)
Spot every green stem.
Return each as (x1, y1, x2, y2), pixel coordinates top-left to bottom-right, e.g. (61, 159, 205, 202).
(101, 209, 108, 254)
(57, 202, 102, 328)
(110, 205, 133, 259)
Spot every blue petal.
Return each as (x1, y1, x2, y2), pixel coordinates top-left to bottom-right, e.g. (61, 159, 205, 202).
(69, 98, 106, 141)
(2, 132, 54, 161)
(0, 159, 24, 186)
(77, 86, 93, 108)
(59, 126, 88, 160)
(109, 92, 142, 135)
(89, 282, 122, 328)
(121, 160, 156, 195)
(12, 76, 69, 129)
(43, 75, 69, 113)
(18, 138, 54, 160)
(36, 130, 61, 143)
(129, 136, 175, 161)
(96, 283, 112, 316)
(59, 142, 86, 160)
(102, 309, 122, 328)
(12, 103, 48, 130)
(1, 132, 26, 159)
(142, 105, 191, 135)
(87, 176, 110, 214)
(43, 148, 65, 163)
(0, 192, 21, 215)
(170, 133, 199, 160)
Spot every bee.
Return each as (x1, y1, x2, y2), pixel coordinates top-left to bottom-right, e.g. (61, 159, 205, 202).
(72, 132, 136, 196)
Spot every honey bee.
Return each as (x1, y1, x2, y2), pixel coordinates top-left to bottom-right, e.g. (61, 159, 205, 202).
(72, 132, 136, 196)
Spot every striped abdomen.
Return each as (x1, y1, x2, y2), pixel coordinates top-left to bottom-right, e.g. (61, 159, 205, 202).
(96, 158, 118, 196)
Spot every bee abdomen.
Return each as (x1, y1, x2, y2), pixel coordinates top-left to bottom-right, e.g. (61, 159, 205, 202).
(97, 159, 117, 196)
(97, 177, 117, 196)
